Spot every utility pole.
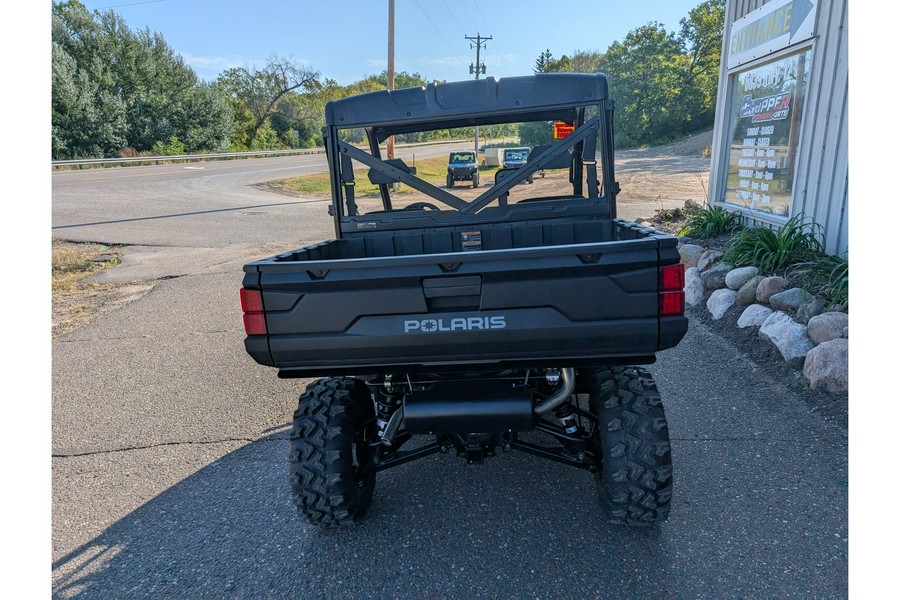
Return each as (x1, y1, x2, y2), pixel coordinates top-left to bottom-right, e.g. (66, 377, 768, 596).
(386, 0, 395, 162)
(466, 33, 491, 160)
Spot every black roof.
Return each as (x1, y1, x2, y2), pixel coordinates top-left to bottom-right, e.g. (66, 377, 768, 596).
(324, 73, 609, 141)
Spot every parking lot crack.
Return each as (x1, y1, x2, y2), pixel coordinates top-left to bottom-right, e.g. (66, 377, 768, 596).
(52, 436, 290, 458)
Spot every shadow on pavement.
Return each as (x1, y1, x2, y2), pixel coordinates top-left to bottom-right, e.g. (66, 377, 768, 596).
(52, 430, 677, 599)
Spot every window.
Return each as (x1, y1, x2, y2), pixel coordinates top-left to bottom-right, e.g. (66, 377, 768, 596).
(721, 49, 812, 216)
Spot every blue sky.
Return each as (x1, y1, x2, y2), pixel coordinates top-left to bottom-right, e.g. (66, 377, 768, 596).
(75, 0, 705, 84)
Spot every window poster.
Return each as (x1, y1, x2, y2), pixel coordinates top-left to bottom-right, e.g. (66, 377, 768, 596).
(722, 49, 811, 216)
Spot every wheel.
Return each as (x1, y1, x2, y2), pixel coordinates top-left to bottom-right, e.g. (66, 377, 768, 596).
(527, 173, 534, 184)
(289, 377, 376, 526)
(447, 174, 454, 188)
(586, 367, 673, 526)
(472, 172, 480, 188)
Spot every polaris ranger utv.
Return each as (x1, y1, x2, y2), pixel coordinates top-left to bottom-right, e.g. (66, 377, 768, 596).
(446, 150, 479, 188)
(240, 73, 688, 527)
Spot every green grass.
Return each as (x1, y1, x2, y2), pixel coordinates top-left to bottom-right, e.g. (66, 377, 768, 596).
(677, 205, 742, 239)
(722, 214, 824, 274)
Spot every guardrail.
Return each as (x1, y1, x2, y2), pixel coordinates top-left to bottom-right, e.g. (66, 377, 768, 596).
(51, 138, 517, 170)
(51, 148, 326, 169)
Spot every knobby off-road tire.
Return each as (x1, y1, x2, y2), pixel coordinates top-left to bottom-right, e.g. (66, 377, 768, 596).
(289, 377, 376, 526)
(588, 367, 673, 526)
(447, 174, 454, 188)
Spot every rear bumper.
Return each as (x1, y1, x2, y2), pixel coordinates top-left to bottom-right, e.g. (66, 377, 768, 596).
(245, 308, 687, 377)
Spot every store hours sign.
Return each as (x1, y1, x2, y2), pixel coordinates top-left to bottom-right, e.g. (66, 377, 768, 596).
(723, 50, 812, 216)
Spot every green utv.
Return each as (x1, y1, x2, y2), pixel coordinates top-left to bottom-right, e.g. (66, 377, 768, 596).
(240, 73, 688, 527)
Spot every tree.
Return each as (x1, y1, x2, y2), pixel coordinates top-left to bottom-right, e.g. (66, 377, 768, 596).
(534, 49, 553, 74)
(52, 41, 127, 159)
(52, 1, 233, 157)
(603, 23, 690, 147)
(678, 0, 726, 130)
(217, 55, 320, 149)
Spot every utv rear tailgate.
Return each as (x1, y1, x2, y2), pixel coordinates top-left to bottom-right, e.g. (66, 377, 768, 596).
(243, 235, 686, 376)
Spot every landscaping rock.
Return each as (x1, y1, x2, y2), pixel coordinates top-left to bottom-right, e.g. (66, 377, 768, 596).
(697, 249, 724, 272)
(769, 287, 814, 312)
(725, 266, 760, 290)
(701, 262, 733, 290)
(759, 311, 814, 368)
(795, 298, 826, 325)
(707, 289, 737, 320)
(684, 267, 705, 307)
(756, 276, 788, 303)
(684, 199, 703, 211)
(735, 275, 764, 305)
(807, 312, 849, 345)
(678, 244, 705, 268)
(737, 304, 773, 328)
(803, 338, 849, 395)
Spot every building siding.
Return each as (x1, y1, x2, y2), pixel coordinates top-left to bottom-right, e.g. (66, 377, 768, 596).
(710, 0, 849, 256)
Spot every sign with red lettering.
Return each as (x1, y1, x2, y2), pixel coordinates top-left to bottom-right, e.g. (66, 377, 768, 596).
(553, 122, 574, 139)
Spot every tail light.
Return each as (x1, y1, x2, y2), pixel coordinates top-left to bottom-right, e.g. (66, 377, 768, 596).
(240, 288, 267, 335)
(659, 264, 685, 316)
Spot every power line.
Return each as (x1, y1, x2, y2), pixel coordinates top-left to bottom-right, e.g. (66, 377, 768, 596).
(413, 0, 467, 71)
(439, 0, 467, 37)
(470, 1, 510, 77)
(95, 0, 167, 9)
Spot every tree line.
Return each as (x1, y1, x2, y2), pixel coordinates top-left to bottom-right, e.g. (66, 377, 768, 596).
(52, 0, 723, 160)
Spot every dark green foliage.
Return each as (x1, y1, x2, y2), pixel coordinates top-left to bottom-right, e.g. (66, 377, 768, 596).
(678, 205, 742, 238)
(52, 1, 233, 158)
(535, 0, 724, 148)
(787, 255, 849, 310)
(517, 121, 554, 149)
(723, 214, 825, 274)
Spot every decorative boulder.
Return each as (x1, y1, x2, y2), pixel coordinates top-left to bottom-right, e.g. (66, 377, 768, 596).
(735, 275, 764, 305)
(707, 289, 737, 320)
(756, 276, 788, 303)
(803, 338, 849, 395)
(679, 244, 705, 268)
(807, 312, 849, 345)
(697, 249, 724, 272)
(737, 304, 773, 328)
(769, 287, 814, 312)
(759, 311, 814, 368)
(795, 298, 826, 325)
(684, 267, 705, 307)
(701, 263, 733, 290)
(726, 266, 760, 291)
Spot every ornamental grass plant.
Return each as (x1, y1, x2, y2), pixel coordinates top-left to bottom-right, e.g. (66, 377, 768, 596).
(722, 214, 824, 274)
(677, 205, 743, 239)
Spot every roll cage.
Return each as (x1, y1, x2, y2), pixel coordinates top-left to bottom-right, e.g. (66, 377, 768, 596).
(322, 73, 619, 238)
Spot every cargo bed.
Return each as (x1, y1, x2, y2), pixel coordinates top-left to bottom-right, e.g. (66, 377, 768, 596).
(243, 212, 686, 376)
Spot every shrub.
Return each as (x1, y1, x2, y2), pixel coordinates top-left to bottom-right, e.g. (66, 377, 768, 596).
(722, 214, 824, 274)
(677, 205, 742, 239)
(151, 136, 186, 157)
(787, 254, 849, 310)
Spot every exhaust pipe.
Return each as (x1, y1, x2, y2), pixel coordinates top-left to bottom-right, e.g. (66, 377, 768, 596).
(533, 368, 575, 415)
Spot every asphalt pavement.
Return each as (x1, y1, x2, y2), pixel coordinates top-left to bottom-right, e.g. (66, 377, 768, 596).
(50, 152, 848, 598)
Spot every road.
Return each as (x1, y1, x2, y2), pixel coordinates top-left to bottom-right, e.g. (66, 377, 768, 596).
(51, 151, 847, 598)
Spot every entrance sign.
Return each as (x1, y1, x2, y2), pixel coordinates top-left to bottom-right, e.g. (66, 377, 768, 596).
(727, 0, 817, 70)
